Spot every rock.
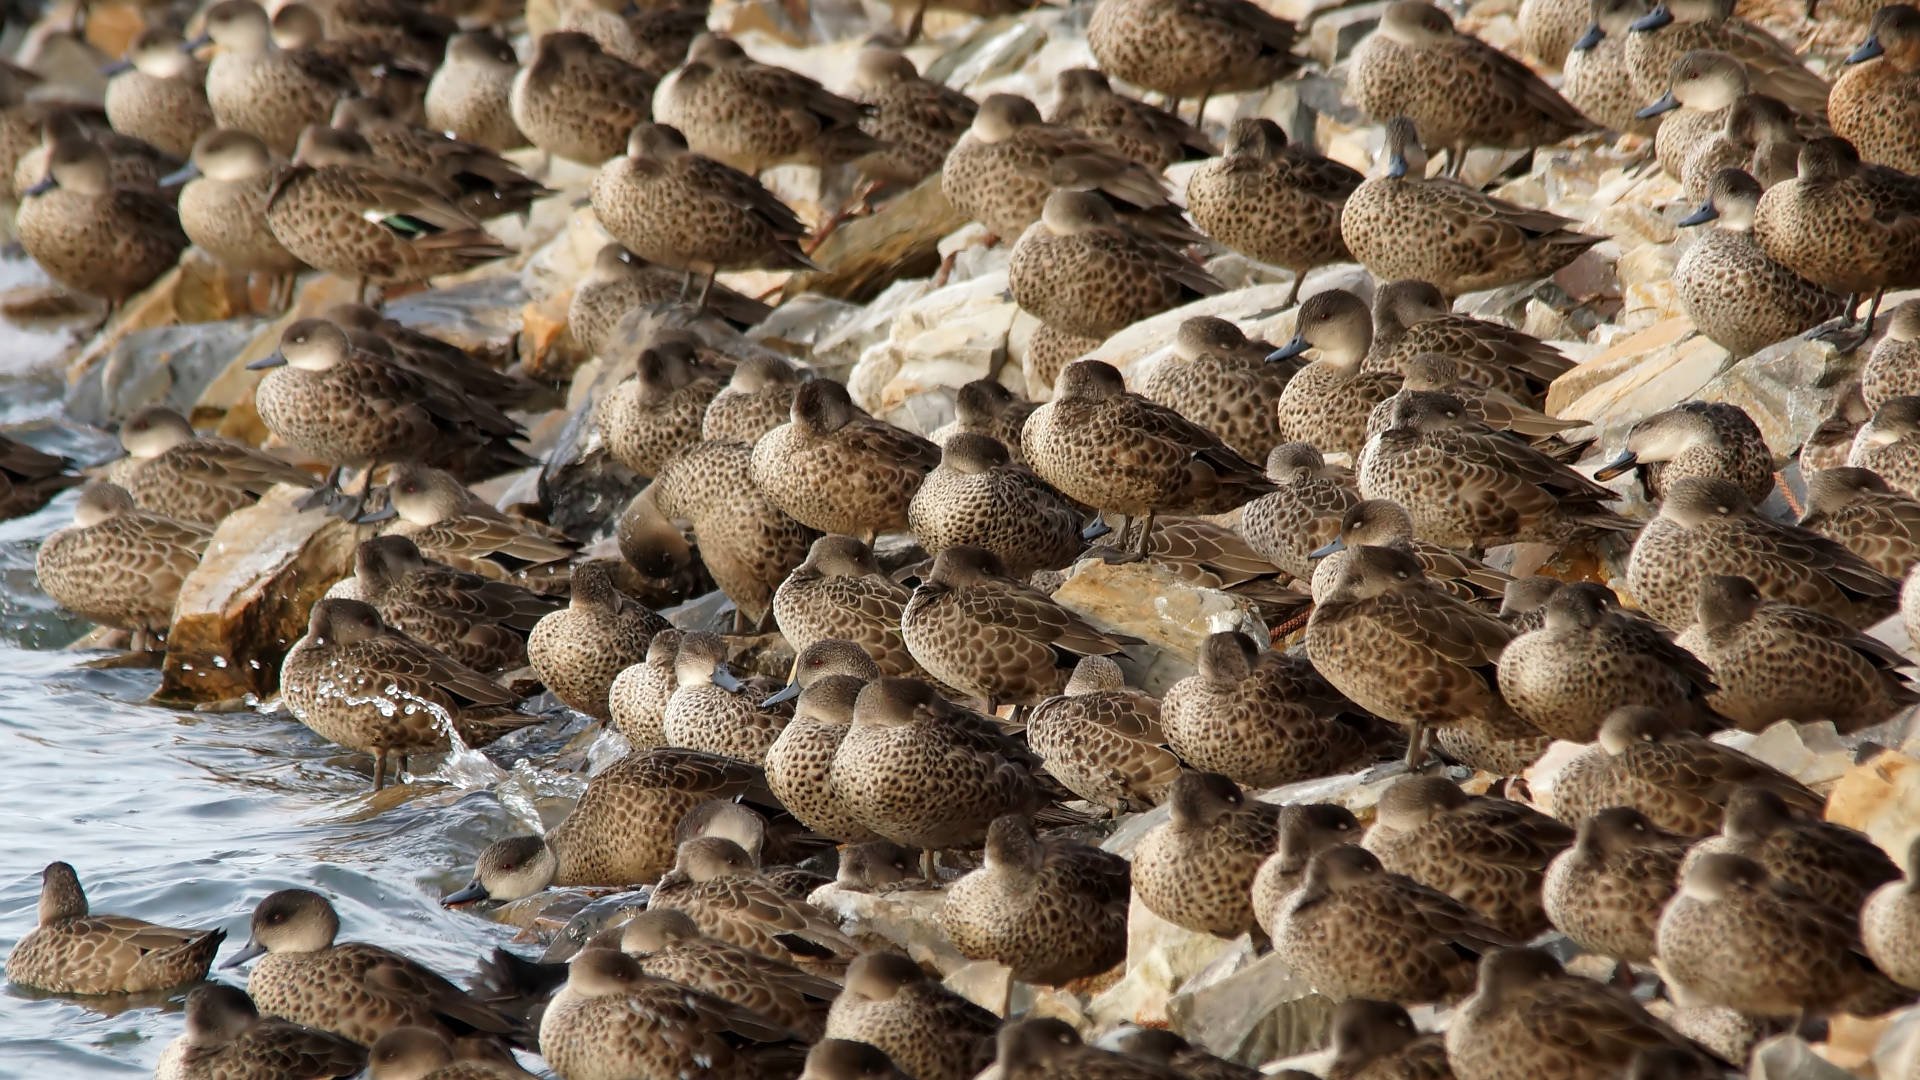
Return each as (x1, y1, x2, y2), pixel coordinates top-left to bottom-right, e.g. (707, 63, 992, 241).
(1826, 749, 1920, 865)
(1084, 277, 1349, 387)
(755, 292, 878, 377)
(846, 271, 1018, 428)
(65, 317, 271, 429)
(1548, 318, 1722, 433)
(1305, 2, 1390, 65)
(1750, 1035, 1863, 1080)
(1694, 335, 1847, 463)
(1087, 898, 1238, 1029)
(1166, 947, 1337, 1065)
(781, 175, 969, 305)
(808, 881, 971, 972)
(158, 486, 369, 705)
(1046, 557, 1267, 696)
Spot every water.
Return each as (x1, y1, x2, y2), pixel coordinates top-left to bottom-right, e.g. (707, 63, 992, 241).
(0, 263, 556, 1076)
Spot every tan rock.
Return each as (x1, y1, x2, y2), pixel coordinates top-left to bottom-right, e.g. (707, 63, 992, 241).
(1826, 749, 1920, 865)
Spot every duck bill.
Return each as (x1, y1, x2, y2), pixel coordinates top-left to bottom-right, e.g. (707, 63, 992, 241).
(22, 176, 54, 197)
(1266, 335, 1311, 363)
(1572, 21, 1604, 49)
(1635, 92, 1679, 118)
(100, 59, 134, 76)
(1593, 450, 1639, 481)
(1677, 201, 1719, 227)
(158, 162, 200, 187)
(1309, 536, 1347, 559)
(761, 681, 800, 707)
(1630, 4, 1673, 30)
(355, 504, 398, 523)
(245, 352, 288, 370)
(442, 879, 490, 907)
(710, 664, 744, 693)
(1080, 517, 1113, 541)
(181, 33, 212, 51)
(1384, 151, 1409, 179)
(1847, 35, 1884, 63)
(220, 939, 267, 969)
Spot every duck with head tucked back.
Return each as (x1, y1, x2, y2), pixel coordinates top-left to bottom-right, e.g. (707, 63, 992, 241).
(156, 983, 366, 1080)
(34, 482, 210, 650)
(653, 34, 879, 183)
(844, 46, 977, 190)
(1832, 5, 1920, 175)
(1009, 189, 1223, 342)
(1542, 806, 1693, 965)
(1138, 316, 1296, 463)
(1048, 68, 1215, 171)
(939, 813, 1130, 985)
(423, 30, 525, 153)
(527, 560, 669, 721)
(15, 133, 186, 318)
(823, 952, 997, 1080)
(750, 380, 939, 542)
(1798, 466, 1920, 578)
(1365, 278, 1575, 405)
(908, 433, 1085, 580)
(1250, 802, 1364, 939)
(509, 32, 655, 167)
(1131, 771, 1282, 937)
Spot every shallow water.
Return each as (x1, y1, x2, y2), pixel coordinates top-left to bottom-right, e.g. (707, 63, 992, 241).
(0, 267, 570, 1076)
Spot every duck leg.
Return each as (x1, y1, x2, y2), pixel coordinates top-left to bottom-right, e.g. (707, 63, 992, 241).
(1133, 512, 1156, 555)
(372, 749, 387, 792)
(1283, 271, 1305, 309)
(905, 0, 928, 42)
(295, 466, 344, 513)
(1403, 720, 1429, 767)
(695, 268, 718, 310)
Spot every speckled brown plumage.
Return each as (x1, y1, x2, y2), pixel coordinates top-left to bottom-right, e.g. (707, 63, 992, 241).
(1086, 0, 1301, 106)
(1832, 5, 1920, 174)
(751, 380, 937, 539)
(155, 983, 365, 1080)
(199, 0, 358, 156)
(1309, 498, 1513, 606)
(1594, 399, 1777, 505)
(5, 861, 224, 995)
(1022, 324, 1104, 401)
(1673, 169, 1846, 357)
(1863, 301, 1920, 410)
(908, 433, 1084, 580)
(1681, 786, 1900, 913)
(1365, 280, 1574, 406)
(1009, 190, 1221, 341)
(1850, 395, 1920, 496)
(607, 629, 681, 746)
(103, 29, 214, 158)
(653, 34, 878, 176)
(1364, 354, 1590, 447)
(1136, 316, 1293, 462)
(660, 632, 792, 763)
(527, 560, 668, 719)
(377, 463, 574, 569)
(1160, 631, 1366, 787)
(1025, 655, 1181, 814)
(597, 343, 724, 477)
(842, 46, 976, 187)
(35, 483, 210, 641)
(939, 814, 1128, 984)
(424, 31, 525, 152)
(175, 130, 305, 292)
(1131, 772, 1281, 936)
(1542, 806, 1689, 964)
(349, 535, 559, 673)
(328, 98, 548, 223)
(1326, 999, 1453, 1080)
(705, 356, 800, 445)
(649, 838, 855, 966)
(762, 639, 882, 842)
(1269, 290, 1404, 456)
(1799, 466, 1920, 579)
(1753, 137, 1920, 312)
(15, 135, 186, 306)
(1623, 0, 1831, 118)
(1239, 443, 1361, 580)
(509, 32, 654, 165)
(1251, 803, 1364, 939)
(824, 952, 997, 1080)
(772, 535, 925, 680)
(1048, 68, 1214, 170)
(951, 380, 1036, 463)
(1565, 0, 1660, 133)
(1625, 476, 1898, 628)
(110, 405, 316, 526)
(1547, 707, 1825, 836)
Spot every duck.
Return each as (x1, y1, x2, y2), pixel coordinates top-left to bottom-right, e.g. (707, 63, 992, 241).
(703, 356, 799, 444)
(800, 1040, 911, 1080)
(0, 435, 78, 523)
(1850, 395, 1920, 494)
(1362, 352, 1590, 446)
(554, 0, 709, 79)
(224, 888, 523, 1048)
(169, 129, 306, 311)
(103, 28, 214, 158)
(595, 342, 724, 477)
(1636, 50, 1754, 180)
(843, 46, 977, 190)
(1249, 802, 1365, 939)
(1239, 443, 1361, 579)
(901, 544, 1132, 710)
(1009, 190, 1224, 342)
(606, 629, 682, 746)
(1048, 68, 1214, 171)
(750, 379, 939, 540)
(1133, 317, 1293, 463)
(1444, 947, 1716, 1080)
(823, 952, 998, 1080)
(1109, 1028, 1261, 1080)
(653, 34, 878, 181)
(1672, 169, 1849, 358)
(1832, 5, 1920, 175)
(1341, 117, 1603, 299)
(1273, 844, 1517, 1004)
(1348, 0, 1594, 173)
(1085, 0, 1301, 122)
(1863, 299, 1920, 409)
(328, 304, 548, 416)
(423, 30, 525, 153)
(1683, 785, 1900, 917)
(659, 631, 790, 763)
(349, 535, 560, 673)
(1364, 279, 1575, 405)
(444, 747, 766, 902)
(771, 535, 922, 676)
(1020, 324, 1106, 400)
(363, 1026, 529, 1080)
(1267, 291, 1408, 456)
(647, 837, 856, 966)
(34, 482, 211, 650)
(1311, 499, 1520, 608)
(939, 814, 1130, 985)
(1541, 806, 1692, 965)
(1625, 0, 1829, 115)
(280, 598, 534, 788)
(1624, 475, 1898, 628)
(1361, 776, 1574, 940)
(761, 639, 883, 842)
(370, 463, 575, 571)
(614, 909, 836, 1041)
(1680, 92, 1804, 202)
(1023, 359, 1276, 554)
(327, 96, 550, 221)
(1862, 836, 1920, 990)
(526, 559, 669, 720)
(156, 983, 365, 1080)
(5, 861, 225, 995)
(1593, 399, 1777, 505)
(1565, 0, 1660, 134)
(108, 404, 317, 526)
(1676, 573, 1917, 732)
(1497, 581, 1720, 741)
(1306, 544, 1548, 772)
(1026, 654, 1182, 814)
(907, 433, 1084, 579)
(1798, 466, 1920, 578)
(15, 133, 187, 316)
(1131, 771, 1281, 936)
(193, 0, 359, 156)
(1499, 575, 1564, 633)
(995, 1017, 1184, 1080)
(1325, 998, 1452, 1080)
(1187, 117, 1364, 308)
(1547, 706, 1825, 836)
(509, 32, 655, 166)
(263, 3, 434, 123)
(1160, 630, 1367, 788)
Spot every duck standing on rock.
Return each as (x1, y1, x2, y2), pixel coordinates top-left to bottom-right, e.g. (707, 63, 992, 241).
(15, 133, 187, 319)
(509, 31, 656, 167)
(168, 129, 307, 313)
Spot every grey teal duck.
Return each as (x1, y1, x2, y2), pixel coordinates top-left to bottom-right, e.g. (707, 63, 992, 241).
(1357, 391, 1637, 550)
(993, 1016, 1183, 1080)
(660, 631, 792, 762)
(526, 559, 668, 720)
(110, 404, 317, 526)
(15, 133, 186, 313)
(1832, 5, 1920, 174)
(509, 31, 655, 167)
(647, 837, 856, 965)
(704, 355, 802, 444)
(224, 888, 522, 1049)
(1799, 465, 1920, 578)
(1636, 50, 1749, 180)
(1267, 289, 1405, 456)
(263, 3, 436, 124)
(155, 983, 365, 1080)
(1624, 0, 1831, 117)
(0, 435, 77, 523)
(595, 342, 724, 476)
(279, 598, 534, 788)
(1136, 316, 1292, 462)
(901, 544, 1131, 709)
(1021, 324, 1105, 400)
(843, 46, 976, 188)
(1623, 476, 1898, 628)
(763, 639, 882, 842)
(1655, 852, 1913, 1018)
(1497, 581, 1720, 741)
(374, 463, 573, 570)
(653, 34, 877, 179)
(34, 483, 210, 648)
(1025, 654, 1182, 814)
(1310, 498, 1513, 608)
(1444, 948, 1715, 1080)
(364, 1026, 526, 1080)
(1340, 117, 1603, 299)
(327, 302, 549, 415)
(1085, 0, 1301, 121)
(555, 0, 709, 79)
(1008, 189, 1222, 341)
(5, 861, 224, 995)
(607, 628, 682, 746)
(171, 130, 306, 310)
(423, 31, 525, 153)
(1361, 776, 1574, 940)
(1325, 998, 1453, 1080)
(1185, 117, 1362, 307)
(938, 814, 1129, 985)
(1238, 442, 1360, 580)
(1593, 399, 1775, 505)
(1159, 630, 1367, 788)
(1047, 68, 1214, 170)
(444, 747, 765, 901)
(947, 381, 1034, 467)
(617, 909, 836, 1041)
(1348, 0, 1594, 171)
(1676, 573, 1916, 732)
(1272, 844, 1518, 1004)
(1680, 785, 1899, 912)
(1120, 516, 1307, 622)
(1498, 575, 1564, 632)
(1862, 837, 1920, 990)
(11, 110, 180, 203)
(1863, 299, 1920, 409)
(195, 0, 358, 156)
(823, 952, 998, 1080)
(103, 28, 214, 158)
(1305, 544, 1548, 772)
(1362, 353, 1589, 444)
(1679, 92, 1804, 203)
(1542, 806, 1691, 965)
(1022, 359, 1276, 553)
(1850, 395, 1920, 494)
(1548, 706, 1825, 836)
(906, 433, 1084, 579)
(1806, 382, 1875, 473)
(326, 97, 549, 221)
(1108, 1028, 1260, 1080)
(771, 535, 923, 678)
(750, 379, 938, 540)
(349, 535, 560, 673)
(1565, 0, 1660, 134)
(1130, 771, 1280, 936)
(1674, 169, 1847, 357)
(1364, 278, 1575, 405)
(832, 676, 1058, 852)
(1250, 803, 1364, 940)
